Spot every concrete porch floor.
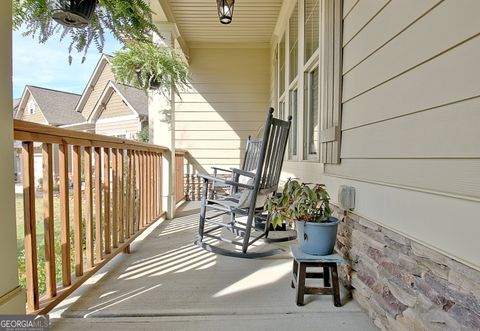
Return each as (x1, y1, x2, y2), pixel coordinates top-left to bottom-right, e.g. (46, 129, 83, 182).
(50, 202, 378, 331)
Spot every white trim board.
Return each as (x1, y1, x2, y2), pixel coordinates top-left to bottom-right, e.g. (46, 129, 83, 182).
(96, 114, 139, 124)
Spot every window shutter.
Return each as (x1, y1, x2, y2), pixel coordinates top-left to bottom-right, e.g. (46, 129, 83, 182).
(319, 0, 342, 164)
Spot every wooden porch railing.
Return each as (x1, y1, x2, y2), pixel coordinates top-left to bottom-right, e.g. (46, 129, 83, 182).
(14, 120, 168, 314)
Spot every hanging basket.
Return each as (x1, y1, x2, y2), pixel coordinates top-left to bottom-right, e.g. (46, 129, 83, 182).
(135, 70, 162, 89)
(50, 0, 97, 28)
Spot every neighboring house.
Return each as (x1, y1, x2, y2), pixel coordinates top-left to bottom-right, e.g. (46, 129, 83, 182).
(64, 54, 148, 139)
(14, 54, 148, 139)
(13, 86, 84, 182)
(15, 85, 84, 125)
(13, 55, 149, 182)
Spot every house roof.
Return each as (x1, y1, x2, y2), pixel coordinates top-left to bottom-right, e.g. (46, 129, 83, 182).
(22, 86, 85, 126)
(111, 82, 148, 116)
(13, 98, 20, 110)
(88, 81, 148, 122)
(13, 98, 20, 117)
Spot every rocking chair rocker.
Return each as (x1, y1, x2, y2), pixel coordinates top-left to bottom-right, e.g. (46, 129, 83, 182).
(195, 108, 292, 258)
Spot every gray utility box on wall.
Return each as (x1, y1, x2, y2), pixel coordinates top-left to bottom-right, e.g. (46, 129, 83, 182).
(338, 185, 355, 210)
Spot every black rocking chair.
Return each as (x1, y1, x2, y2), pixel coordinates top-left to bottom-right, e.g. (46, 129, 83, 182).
(195, 108, 292, 257)
(210, 135, 263, 200)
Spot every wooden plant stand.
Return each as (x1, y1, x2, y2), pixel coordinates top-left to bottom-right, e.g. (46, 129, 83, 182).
(290, 244, 343, 307)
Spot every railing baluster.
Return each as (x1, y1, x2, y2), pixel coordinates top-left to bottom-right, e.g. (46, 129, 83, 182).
(112, 148, 118, 248)
(94, 147, 103, 263)
(84, 146, 94, 269)
(118, 149, 124, 243)
(139, 152, 144, 228)
(152, 153, 155, 219)
(125, 150, 131, 240)
(136, 151, 141, 231)
(147, 152, 151, 223)
(158, 153, 163, 214)
(133, 150, 139, 232)
(153, 152, 157, 219)
(151, 153, 155, 219)
(59, 143, 71, 287)
(23, 141, 39, 312)
(73, 145, 83, 277)
(42, 143, 56, 298)
(103, 147, 111, 254)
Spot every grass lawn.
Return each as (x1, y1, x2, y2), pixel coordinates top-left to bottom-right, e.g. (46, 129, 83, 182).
(15, 193, 64, 248)
(15, 192, 89, 295)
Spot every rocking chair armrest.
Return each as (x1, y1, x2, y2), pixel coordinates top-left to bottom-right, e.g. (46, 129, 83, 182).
(231, 168, 256, 178)
(211, 166, 233, 174)
(197, 173, 255, 190)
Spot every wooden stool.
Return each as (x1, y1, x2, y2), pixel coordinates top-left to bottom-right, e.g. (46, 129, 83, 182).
(290, 244, 343, 307)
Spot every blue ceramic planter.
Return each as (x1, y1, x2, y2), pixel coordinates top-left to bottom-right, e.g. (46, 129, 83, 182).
(296, 217, 340, 255)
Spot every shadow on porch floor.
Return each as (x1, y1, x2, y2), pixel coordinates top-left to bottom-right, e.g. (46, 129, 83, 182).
(50, 202, 378, 330)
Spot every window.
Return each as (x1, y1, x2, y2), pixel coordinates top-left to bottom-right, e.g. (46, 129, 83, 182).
(279, 36, 286, 96)
(273, 0, 341, 164)
(289, 3, 298, 84)
(27, 101, 35, 115)
(301, 0, 320, 160)
(304, 67, 319, 159)
(288, 89, 298, 160)
(304, 0, 319, 63)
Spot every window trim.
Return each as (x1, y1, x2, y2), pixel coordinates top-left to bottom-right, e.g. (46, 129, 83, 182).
(287, 86, 299, 161)
(303, 64, 320, 161)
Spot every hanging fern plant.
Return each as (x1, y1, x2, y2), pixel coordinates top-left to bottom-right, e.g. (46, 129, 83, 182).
(13, 0, 160, 63)
(112, 41, 189, 95)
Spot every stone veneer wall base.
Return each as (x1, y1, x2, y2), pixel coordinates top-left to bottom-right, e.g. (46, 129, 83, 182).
(332, 206, 480, 331)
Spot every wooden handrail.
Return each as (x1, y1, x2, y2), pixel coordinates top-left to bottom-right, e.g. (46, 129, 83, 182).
(14, 120, 169, 314)
(14, 120, 168, 153)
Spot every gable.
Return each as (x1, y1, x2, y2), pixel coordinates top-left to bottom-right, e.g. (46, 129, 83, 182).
(18, 93, 48, 124)
(98, 91, 136, 120)
(76, 56, 115, 119)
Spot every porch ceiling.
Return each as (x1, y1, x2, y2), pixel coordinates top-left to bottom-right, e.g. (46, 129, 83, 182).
(167, 0, 284, 45)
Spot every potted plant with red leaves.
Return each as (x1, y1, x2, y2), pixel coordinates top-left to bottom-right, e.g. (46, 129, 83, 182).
(265, 179, 339, 255)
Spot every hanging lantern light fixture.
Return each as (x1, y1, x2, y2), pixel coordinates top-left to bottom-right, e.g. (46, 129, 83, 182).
(216, 0, 235, 24)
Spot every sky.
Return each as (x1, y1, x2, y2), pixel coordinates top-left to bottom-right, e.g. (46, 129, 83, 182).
(12, 28, 123, 99)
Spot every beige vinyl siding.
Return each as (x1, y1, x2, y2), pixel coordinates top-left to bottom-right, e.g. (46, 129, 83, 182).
(81, 63, 115, 120)
(175, 47, 270, 169)
(95, 118, 140, 138)
(98, 92, 134, 120)
(327, 0, 480, 200)
(322, 0, 480, 267)
(20, 95, 47, 124)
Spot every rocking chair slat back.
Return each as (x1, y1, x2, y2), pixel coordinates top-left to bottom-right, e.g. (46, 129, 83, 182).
(242, 137, 262, 172)
(259, 117, 291, 193)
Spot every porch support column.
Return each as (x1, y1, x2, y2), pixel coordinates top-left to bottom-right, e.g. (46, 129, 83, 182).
(0, 0, 26, 313)
(148, 23, 180, 219)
